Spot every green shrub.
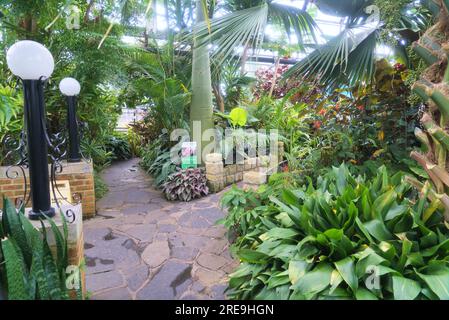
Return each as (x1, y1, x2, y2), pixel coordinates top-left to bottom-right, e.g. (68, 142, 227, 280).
(127, 128, 144, 157)
(221, 165, 449, 300)
(140, 136, 179, 188)
(147, 151, 178, 188)
(0, 198, 80, 300)
(104, 133, 132, 161)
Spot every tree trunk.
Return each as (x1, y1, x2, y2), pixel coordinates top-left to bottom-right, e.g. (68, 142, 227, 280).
(175, 0, 183, 30)
(190, 0, 214, 164)
(212, 83, 225, 113)
(411, 0, 449, 218)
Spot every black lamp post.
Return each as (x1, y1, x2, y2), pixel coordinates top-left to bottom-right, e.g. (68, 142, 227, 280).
(6, 40, 56, 220)
(59, 78, 81, 162)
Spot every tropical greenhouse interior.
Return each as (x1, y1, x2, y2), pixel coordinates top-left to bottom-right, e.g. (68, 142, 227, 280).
(1, 0, 449, 302)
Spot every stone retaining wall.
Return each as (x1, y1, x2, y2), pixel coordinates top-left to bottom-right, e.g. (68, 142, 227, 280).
(205, 141, 284, 193)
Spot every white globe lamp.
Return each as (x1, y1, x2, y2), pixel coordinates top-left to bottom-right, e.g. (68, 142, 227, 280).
(59, 77, 81, 96)
(6, 40, 54, 80)
(5, 40, 56, 220)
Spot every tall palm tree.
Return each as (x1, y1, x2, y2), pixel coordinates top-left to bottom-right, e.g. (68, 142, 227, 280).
(188, 0, 318, 160)
(190, 0, 215, 164)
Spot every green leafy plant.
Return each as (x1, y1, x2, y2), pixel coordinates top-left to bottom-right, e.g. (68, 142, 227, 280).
(229, 107, 248, 127)
(216, 107, 248, 128)
(141, 136, 180, 188)
(162, 168, 209, 202)
(94, 171, 109, 200)
(104, 133, 132, 161)
(127, 127, 145, 158)
(147, 151, 178, 187)
(222, 164, 449, 300)
(0, 198, 80, 300)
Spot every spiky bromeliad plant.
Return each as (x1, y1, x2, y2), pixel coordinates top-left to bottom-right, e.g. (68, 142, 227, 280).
(222, 165, 449, 300)
(0, 198, 80, 300)
(409, 0, 449, 219)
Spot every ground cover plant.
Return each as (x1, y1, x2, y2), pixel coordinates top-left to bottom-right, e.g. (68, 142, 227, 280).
(162, 168, 209, 202)
(221, 165, 449, 300)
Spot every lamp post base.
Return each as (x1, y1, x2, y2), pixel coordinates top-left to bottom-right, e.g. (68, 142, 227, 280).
(28, 207, 56, 220)
(68, 158, 82, 163)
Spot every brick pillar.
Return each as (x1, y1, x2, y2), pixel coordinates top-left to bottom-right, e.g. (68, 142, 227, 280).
(0, 161, 96, 219)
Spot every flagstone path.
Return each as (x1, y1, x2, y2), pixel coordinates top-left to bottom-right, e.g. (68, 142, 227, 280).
(84, 159, 238, 300)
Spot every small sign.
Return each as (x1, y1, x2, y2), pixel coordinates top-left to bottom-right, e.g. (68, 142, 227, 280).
(181, 142, 197, 169)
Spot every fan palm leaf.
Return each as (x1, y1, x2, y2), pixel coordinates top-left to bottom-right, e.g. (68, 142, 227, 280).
(284, 14, 380, 88)
(193, 1, 318, 66)
(284, 1, 432, 89)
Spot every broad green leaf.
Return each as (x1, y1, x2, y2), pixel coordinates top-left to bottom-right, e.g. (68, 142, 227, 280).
(268, 271, 290, 289)
(392, 276, 421, 300)
(281, 189, 299, 207)
(288, 260, 309, 285)
(229, 107, 248, 127)
(398, 239, 413, 271)
(269, 244, 297, 260)
(421, 238, 449, 257)
(43, 211, 68, 278)
(355, 288, 379, 300)
(355, 217, 374, 244)
(261, 227, 299, 241)
(417, 268, 449, 299)
(372, 189, 397, 218)
(323, 228, 343, 240)
(335, 257, 358, 292)
(361, 191, 372, 221)
(237, 249, 269, 264)
(364, 220, 393, 241)
(333, 164, 348, 195)
(355, 249, 387, 278)
(385, 203, 408, 221)
(329, 269, 343, 293)
(293, 263, 333, 295)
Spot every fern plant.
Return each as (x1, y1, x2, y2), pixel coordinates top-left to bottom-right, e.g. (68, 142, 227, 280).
(0, 197, 80, 300)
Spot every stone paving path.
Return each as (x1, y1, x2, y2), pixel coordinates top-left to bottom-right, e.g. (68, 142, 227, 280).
(84, 159, 238, 300)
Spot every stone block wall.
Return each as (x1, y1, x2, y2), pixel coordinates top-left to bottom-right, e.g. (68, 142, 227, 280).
(0, 161, 96, 219)
(205, 142, 285, 193)
(205, 154, 269, 193)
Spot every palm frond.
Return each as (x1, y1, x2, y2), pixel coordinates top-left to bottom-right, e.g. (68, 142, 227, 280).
(284, 20, 379, 89)
(268, 1, 318, 46)
(314, 0, 374, 17)
(192, 2, 317, 66)
(193, 4, 269, 65)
